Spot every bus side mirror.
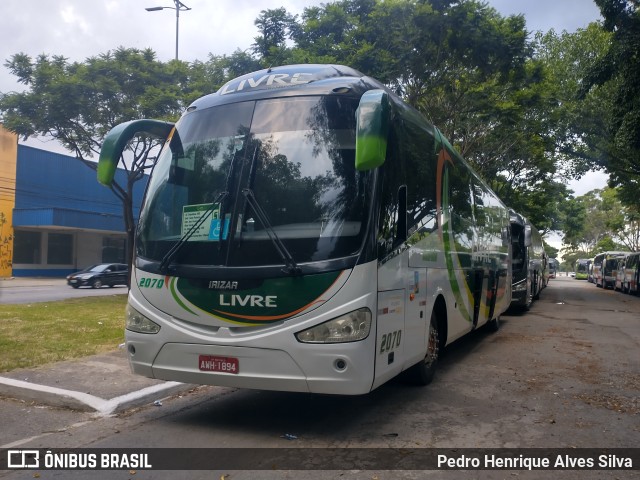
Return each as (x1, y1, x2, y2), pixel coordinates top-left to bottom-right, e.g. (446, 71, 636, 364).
(98, 119, 175, 186)
(355, 89, 390, 171)
(524, 224, 533, 247)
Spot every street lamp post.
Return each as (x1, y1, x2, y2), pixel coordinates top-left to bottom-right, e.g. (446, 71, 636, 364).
(145, 0, 191, 60)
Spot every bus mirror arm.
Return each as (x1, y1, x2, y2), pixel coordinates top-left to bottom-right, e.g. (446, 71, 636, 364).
(98, 119, 175, 187)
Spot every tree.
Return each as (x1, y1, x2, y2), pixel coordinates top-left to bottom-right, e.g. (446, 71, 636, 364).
(252, 8, 299, 66)
(0, 48, 197, 280)
(535, 25, 614, 180)
(600, 187, 640, 251)
(561, 187, 639, 254)
(561, 250, 591, 271)
(561, 196, 590, 252)
(543, 241, 560, 260)
(583, 0, 640, 208)
(281, 0, 568, 232)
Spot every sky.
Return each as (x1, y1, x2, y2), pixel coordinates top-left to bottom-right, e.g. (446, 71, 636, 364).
(1, 0, 604, 250)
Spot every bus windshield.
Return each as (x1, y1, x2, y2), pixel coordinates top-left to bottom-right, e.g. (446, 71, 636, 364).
(137, 95, 372, 270)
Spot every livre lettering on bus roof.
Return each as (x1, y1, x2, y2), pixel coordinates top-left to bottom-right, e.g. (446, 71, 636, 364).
(219, 72, 314, 96)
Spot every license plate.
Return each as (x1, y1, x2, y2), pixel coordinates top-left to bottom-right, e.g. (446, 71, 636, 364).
(198, 355, 239, 374)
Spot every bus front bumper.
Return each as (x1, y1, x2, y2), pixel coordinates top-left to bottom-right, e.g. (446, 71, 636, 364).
(127, 340, 375, 396)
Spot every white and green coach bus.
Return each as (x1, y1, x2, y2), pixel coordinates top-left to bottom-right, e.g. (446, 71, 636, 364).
(98, 64, 512, 395)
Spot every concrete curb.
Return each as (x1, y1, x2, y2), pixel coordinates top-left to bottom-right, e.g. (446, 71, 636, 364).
(0, 278, 67, 288)
(0, 376, 192, 416)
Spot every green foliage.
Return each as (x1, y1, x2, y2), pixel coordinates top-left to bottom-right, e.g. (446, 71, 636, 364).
(0, 48, 195, 273)
(561, 196, 589, 251)
(0, 48, 187, 157)
(581, 0, 640, 208)
(252, 7, 299, 66)
(561, 250, 591, 270)
(562, 187, 639, 254)
(535, 25, 614, 179)
(593, 235, 618, 253)
(0, 295, 127, 372)
(4, 0, 635, 261)
(0, 48, 259, 273)
(543, 241, 560, 259)
(273, 0, 567, 234)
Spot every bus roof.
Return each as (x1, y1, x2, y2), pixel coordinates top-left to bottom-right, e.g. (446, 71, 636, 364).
(187, 64, 387, 111)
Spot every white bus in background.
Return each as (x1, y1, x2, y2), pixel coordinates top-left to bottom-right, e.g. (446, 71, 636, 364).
(593, 251, 627, 289)
(621, 252, 640, 295)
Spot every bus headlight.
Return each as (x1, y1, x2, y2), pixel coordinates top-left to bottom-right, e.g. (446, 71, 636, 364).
(126, 304, 161, 334)
(513, 280, 527, 292)
(295, 308, 372, 343)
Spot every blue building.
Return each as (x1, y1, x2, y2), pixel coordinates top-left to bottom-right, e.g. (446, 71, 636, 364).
(11, 144, 146, 277)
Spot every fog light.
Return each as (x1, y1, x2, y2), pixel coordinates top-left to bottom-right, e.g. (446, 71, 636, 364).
(335, 359, 347, 371)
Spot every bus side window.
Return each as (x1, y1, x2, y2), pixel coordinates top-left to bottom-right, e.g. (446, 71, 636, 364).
(395, 185, 407, 247)
(377, 128, 405, 260)
(402, 120, 437, 238)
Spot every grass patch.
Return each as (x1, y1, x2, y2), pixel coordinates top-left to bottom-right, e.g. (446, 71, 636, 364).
(0, 295, 127, 372)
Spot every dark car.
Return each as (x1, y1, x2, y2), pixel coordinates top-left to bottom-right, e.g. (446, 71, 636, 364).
(66, 263, 128, 289)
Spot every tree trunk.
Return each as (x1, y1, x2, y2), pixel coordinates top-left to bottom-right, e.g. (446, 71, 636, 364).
(123, 186, 136, 289)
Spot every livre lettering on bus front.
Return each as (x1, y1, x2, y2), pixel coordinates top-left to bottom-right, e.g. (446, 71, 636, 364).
(219, 294, 277, 308)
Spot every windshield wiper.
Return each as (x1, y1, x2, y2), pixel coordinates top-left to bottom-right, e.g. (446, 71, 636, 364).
(159, 191, 228, 272)
(241, 188, 302, 275)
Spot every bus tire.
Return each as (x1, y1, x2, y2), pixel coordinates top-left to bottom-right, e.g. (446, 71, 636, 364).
(408, 311, 440, 386)
(533, 278, 540, 300)
(486, 315, 500, 333)
(523, 282, 532, 310)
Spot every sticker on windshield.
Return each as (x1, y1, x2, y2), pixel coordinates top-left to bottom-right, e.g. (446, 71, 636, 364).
(181, 203, 230, 242)
(209, 215, 230, 241)
(181, 203, 215, 241)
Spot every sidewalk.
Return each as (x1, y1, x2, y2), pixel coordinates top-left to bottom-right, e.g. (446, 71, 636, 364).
(0, 277, 194, 414)
(0, 350, 193, 416)
(0, 277, 67, 288)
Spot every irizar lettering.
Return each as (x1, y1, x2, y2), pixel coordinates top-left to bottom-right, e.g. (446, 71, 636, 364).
(208, 280, 238, 290)
(219, 294, 277, 308)
(220, 73, 313, 95)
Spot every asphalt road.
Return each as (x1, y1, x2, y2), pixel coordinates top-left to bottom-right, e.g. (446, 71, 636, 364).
(0, 279, 128, 304)
(0, 276, 638, 479)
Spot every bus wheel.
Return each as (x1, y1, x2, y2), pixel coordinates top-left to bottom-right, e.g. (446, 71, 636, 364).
(524, 282, 532, 310)
(486, 315, 500, 333)
(408, 311, 440, 386)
